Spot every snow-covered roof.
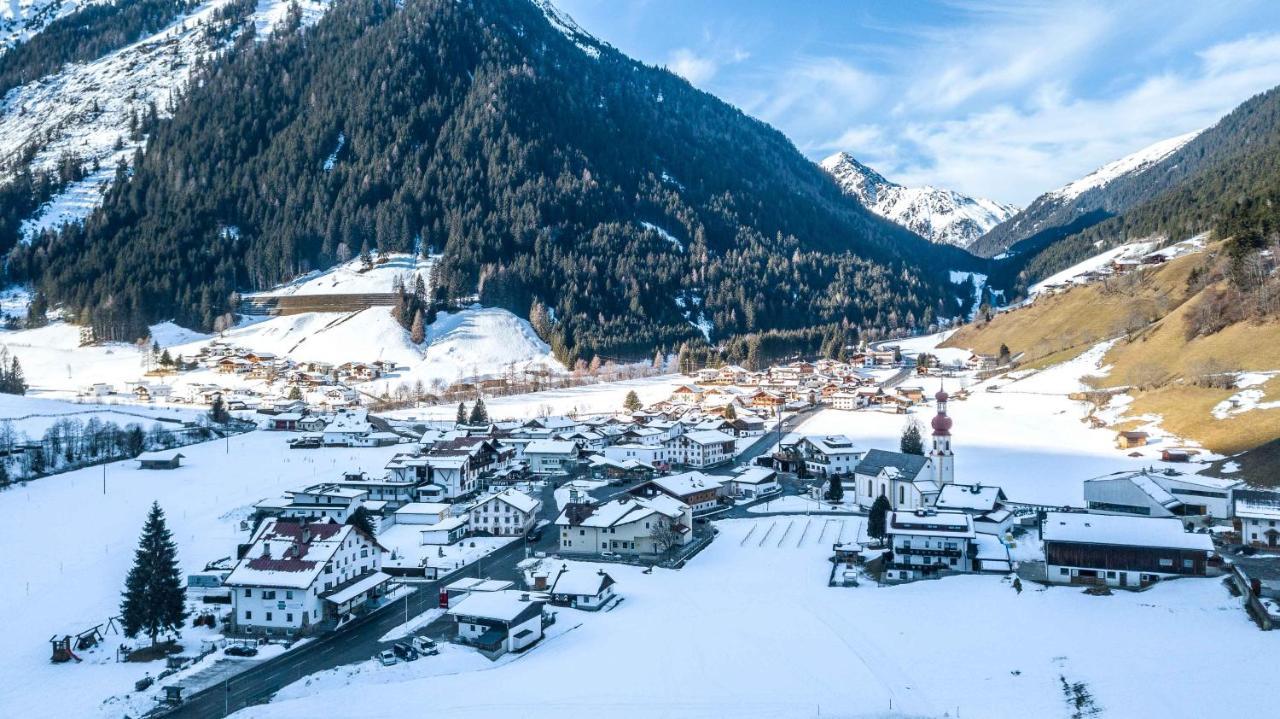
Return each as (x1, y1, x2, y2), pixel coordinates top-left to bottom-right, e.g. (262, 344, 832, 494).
(322, 571, 391, 605)
(525, 439, 579, 455)
(800, 435, 861, 456)
(651, 471, 723, 497)
(421, 515, 469, 532)
(135, 450, 185, 462)
(1042, 512, 1214, 551)
(550, 568, 615, 597)
(477, 488, 540, 514)
(936, 483, 1006, 512)
(556, 495, 687, 529)
(888, 510, 974, 538)
(732, 467, 777, 485)
(445, 578, 514, 592)
(1235, 496, 1280, 521)
(447, 590, 543, 622)
(679, 429, 735, 445)
(395, 502, 451, 516)
(225, 520, 355, 589)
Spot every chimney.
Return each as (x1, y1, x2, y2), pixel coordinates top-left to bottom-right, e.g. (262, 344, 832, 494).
(520, 593, 530, 602)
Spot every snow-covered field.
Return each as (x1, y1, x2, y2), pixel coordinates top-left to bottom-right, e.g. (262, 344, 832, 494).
(0, 392, 205, 437)
(790, 340, 1180, 507)
(0, 429, 403, 718)
(249, 254, 433, 298)
(383, 374, 685, 422)
(237, 517, 1267, 719)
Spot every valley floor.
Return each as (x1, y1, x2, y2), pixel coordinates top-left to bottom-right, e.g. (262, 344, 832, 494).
(234, 518, 1268, 719)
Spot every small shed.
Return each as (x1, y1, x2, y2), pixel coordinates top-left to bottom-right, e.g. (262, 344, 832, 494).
(136, 451, 185, 470)
(1115, 431, 1149, 449)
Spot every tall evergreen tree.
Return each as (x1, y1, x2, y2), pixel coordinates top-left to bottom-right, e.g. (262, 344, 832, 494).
(455, 402, 467, 426)
(209, 394, 229, 424)
(722, 403, 737, 420)
(868, 495, 891, 544)
(468, 397, 488, 425)
(623, 390, 642, 412)
(827, 474, 844, 503)
(900, 420, 924, 456)
(120, 502, 187, 646)
(346, 506, 376, 537)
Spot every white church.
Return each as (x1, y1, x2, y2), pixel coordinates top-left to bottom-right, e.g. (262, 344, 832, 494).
(853, 388, 956, 510)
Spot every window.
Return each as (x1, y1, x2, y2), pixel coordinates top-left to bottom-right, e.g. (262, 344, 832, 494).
(1182, 559, 1194, 569)
(286, 613, 293, 623)
(266, 612, 273, 621)
(1059, 567, 1069, 575)
(286, 591, 293, 600)
(245, 611, 252, 620)
(1158, 558, 1174, 568)
(244, 588, 252, 597)
(898, 486, 905, 504)
(263, 590, 276, 600)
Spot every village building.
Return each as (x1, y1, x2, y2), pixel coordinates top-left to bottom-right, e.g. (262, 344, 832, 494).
(391, 502, 452, 525)
(934, 483, 1014, 535)
(883, 510, 976, 582)
(556, 495, 692, 557)
(631, 471, 724, 513)
(419, 515, 470, 545)
(794, 435, 864, 477)
(1042, 512, 1215, 589)
(469, 489, 541, 537)
(724, 466, 780, 499)
(135, 450, 185, 470)
(224, 519, 387, 636)
(524, 439, 581, 475)
(448, 590, 545, 659)
(548, 566, 617, 611)
(603, 442, 669, 469)
(1084, 469, 1242, 521)
(1115, 431, 1150, 449)
(1234, 490, 1280, 549)
(278, 484, 369, 523)
(663, 429, 735, 468)
(853, 450, 935, 510)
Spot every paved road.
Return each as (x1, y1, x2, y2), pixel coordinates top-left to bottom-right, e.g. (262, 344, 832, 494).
(168, 483, 560, 718)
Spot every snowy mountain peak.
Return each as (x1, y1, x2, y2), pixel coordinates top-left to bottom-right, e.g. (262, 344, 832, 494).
(1049, 130, 1202, 201)
(820, 152, 1018, 248)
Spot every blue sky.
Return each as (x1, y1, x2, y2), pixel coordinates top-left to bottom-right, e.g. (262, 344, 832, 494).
(554, 0, 1280, 206)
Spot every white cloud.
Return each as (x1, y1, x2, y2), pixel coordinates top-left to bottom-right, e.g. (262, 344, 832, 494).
(667, 48, 719, 84)
(884, 30, 1280, 203)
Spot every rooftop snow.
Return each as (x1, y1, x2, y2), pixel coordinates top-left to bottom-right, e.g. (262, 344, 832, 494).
(1042, 512, 1213, 551)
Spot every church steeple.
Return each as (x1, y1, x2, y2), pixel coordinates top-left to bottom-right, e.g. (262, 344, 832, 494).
(930, 385, 954, 486)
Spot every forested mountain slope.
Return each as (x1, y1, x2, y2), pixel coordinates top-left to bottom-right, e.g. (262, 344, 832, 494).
(986, 85, 1280, 294)
(8, 0, 978, 362)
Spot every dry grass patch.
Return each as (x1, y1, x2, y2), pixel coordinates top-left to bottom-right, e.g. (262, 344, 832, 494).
(1121, 378, 1280, 455)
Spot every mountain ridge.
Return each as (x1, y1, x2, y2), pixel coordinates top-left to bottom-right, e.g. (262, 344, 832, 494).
(820, 151, 1017, 248)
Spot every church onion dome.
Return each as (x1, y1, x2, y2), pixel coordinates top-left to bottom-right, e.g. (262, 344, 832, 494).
(935, 389, 949, 403)
(931, 412, 952, 435)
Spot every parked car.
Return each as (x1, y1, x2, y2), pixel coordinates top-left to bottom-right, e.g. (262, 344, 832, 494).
(392, 642, 418, 661)
(525, 528, 543, 543)
(224, 644, 258, 657)
(412, 636, 439, 655)
(600, 551, 622, 560)
(377, 649, 397, 666)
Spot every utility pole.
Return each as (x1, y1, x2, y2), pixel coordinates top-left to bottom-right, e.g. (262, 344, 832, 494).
(102, 462, 107, 495)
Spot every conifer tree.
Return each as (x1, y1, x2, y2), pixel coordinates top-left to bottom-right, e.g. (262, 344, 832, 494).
(722, 403, 737, 420)
(346, 506, 376, 537)
(468, 397, 488, 424)
(120, 502, 187, 647)
(456, 402, 467, 426)
(900, 420, 924, 456)
(868, 495, 891, 543)
(410, 309, 425, 344)
(286, 386, 302, 401)
(828, 474, 844, 502)
(623, 390, 642, 411)
(209, 394, 229, 424)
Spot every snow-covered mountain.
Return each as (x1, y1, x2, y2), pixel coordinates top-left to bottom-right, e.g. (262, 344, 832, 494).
(0, 0, 333, 239)
(820, 152, 1017, 248)
(1048, 130, 1201, 202)
(969, 130, 1202, 258)
(0, 0, 103, 53)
